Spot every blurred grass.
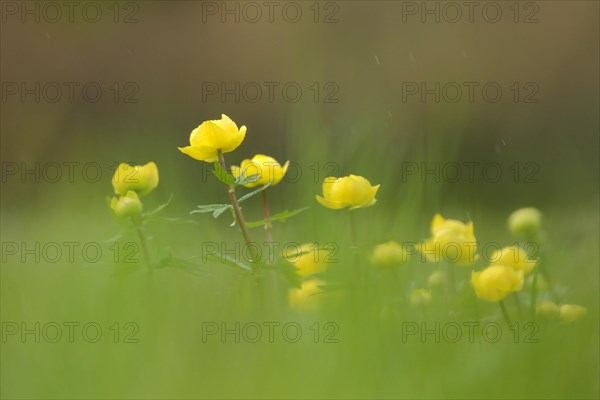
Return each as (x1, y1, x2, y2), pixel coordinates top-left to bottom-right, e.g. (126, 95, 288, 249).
(1, 1, 599, 398)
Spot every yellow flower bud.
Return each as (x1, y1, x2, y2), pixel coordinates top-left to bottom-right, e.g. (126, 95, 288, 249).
(371, 240, 408, 267)
(284, 243, 328, 277)
(427, 270, 446, 288)
(110, 191, 143, 219)
(536, 300, 560, 319)
(178, 114, 246, 162)
(410, 289, 432, 306)
(508, 207, 542, 235)
(288, 279, 324, 311)
(316, 175, 379, 210)
(559, 304, 587, 323)
(112, 162, 159, 196)
(471, 265, 524, 302)
(490, 246, 538, 275)
(231, 154, 289, 188)
(420, 214, 478, 265)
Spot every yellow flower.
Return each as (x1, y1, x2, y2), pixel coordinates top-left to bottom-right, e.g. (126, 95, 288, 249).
(471, 265, 524, 302)
(231, 154, 289, 188)
(536, 300, 560, 319)
(289, 279, 324, 311)
(178, 114, 246, 162)
(559, 304, 587, 323)
(410, 289, 432, 306)
(420, 214, 478, 265)
(427, 270, 446, 288)
(112, 162, 158, 196)
(508, 207, 542, 235)
(490, 246, 538, 274)
(371, 240, 408, 267)
(110, 191, 143, 219)
(285, 243, 328, 277)
(316, 175, 379, 210)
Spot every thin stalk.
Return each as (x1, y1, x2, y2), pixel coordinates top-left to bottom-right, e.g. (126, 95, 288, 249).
(349, 210, 358, 248)
(132, 217, 152, 268)
(513, 292, 523, 319)
(217, 150, 258, 262)
(446, 263, 456, 298)
(261, 190, 273, 244)
(499, 300, 512, 326)
(530, 268, 540, 320)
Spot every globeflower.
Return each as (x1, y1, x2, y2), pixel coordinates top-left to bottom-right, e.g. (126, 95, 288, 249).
(421, 214, 477, 265)
(112, 162, 158, 196)
(371, 241, 408, 267)
(231, 154, 289, 188)
(490, 246, 538, 274)
(110, 191, 143, 219)
(288, 279, 325, 311)
(410, 288, 432, 306)
(508, 207, 542, 235)
(471, 265, 524, 302)
(178, 114, 246, 162)
(559, 304, 587, 323)
(536, 300, 560, 319)
(316, 175, 379, 210)
(285, 243, 328, 277)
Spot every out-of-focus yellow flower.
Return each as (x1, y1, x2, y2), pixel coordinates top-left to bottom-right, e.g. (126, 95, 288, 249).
(178, 114, 246, 162)
(420, 214, 478, 265)
(427, 270, 446, 288)
(316, 175, 379, 210)
(537, 300, 560, 319)
(231, 154, 289, 188)
(490, 246, 538, 275)
(371, 240, 408, 267)
(471, 265, 524, 302)
(410, 289, 432, 306)
(288, 279, 324, 311)
(110, 191, 143, 219)
(559, 304, 587, 323)
(508, 207, 542, 235)
(112, 162, 158, 196)
(285, 243, 328, 277)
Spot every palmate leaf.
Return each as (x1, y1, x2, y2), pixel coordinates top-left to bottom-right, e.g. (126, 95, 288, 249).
(246, 207, 309, 228)
(235, 171, 260, 186)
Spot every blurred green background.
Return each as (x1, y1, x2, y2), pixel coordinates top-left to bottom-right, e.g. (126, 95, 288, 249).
(1, 1, 598, 399)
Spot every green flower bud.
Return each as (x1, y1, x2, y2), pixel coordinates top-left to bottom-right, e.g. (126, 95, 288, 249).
(111, 191, 143, 219)
(508, 207, 542, 235)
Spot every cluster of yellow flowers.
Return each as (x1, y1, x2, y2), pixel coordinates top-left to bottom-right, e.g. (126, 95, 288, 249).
(110, 162, 159, 219)
(107, 114, 586, 323)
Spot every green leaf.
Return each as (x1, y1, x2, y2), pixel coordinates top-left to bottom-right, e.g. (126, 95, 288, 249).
(246, 207, 309, 228)
(212, 162, 236, 186)
(206, 254, 253, 273)
(144, 193, 174, 219)
(235, 172, 260, 186)
(190, 204, 230, 214)
(213, 205, 231, 218)
(237, 181, 271, 203)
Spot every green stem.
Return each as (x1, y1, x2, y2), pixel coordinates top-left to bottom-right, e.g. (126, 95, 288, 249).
(513, 292, 523, 319)
(217, 150, 257, 262)
(261, 190, 273, 244)
(530, 268, 539, 320)
(499, 300, 512, 326)
(349, 210, 358, 248)
(446, 263, 456, 298)
(136, 226, 151, 268)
